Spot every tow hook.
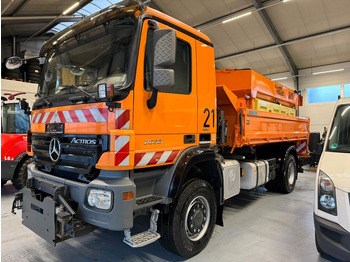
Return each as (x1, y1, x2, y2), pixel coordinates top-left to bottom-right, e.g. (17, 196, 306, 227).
(11, 191, 23, 214)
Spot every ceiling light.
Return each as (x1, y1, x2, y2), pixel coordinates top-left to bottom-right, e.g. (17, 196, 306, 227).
(282, 0, 291, 2)
(63, 2, 79, 15)
(222, 12, 252, 24)
(271, 77, 287, 81)
(312, 69, 344, 75)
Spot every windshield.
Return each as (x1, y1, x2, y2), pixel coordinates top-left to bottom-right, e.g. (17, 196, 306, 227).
(327, 104, 350, 153)
(39, 17, 136, 98)
(1, 103, 30, 134)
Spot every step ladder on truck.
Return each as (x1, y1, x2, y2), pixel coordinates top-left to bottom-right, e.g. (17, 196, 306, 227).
(11, 0, 310, 258)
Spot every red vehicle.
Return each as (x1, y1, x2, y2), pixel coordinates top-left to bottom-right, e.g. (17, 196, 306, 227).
(1, 93, 32, 190)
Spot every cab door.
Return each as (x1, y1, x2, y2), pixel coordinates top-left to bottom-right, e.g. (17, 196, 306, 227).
(133, 19, 197, 167)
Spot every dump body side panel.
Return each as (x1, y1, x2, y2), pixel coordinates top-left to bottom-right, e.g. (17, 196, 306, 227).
(216, 69, 310, 155)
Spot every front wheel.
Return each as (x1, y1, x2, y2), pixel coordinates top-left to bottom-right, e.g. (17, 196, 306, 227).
(275, 155, 297, 193)
(160, 179, 217, 258)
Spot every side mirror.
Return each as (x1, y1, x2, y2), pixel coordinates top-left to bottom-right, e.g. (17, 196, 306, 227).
(152, 29, 176, 89)
(5, 56, 23, 69)
(19, 99, 30, 114)
(147, 28, 176, 109)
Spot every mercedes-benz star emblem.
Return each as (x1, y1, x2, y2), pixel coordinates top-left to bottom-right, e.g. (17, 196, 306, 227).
(49, 137, 61, 163)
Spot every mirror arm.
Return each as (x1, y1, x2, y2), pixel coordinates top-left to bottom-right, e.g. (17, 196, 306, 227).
(147, 89, 158, 110)
(148, 20, 159, 30)
(146, 19, 160, 109)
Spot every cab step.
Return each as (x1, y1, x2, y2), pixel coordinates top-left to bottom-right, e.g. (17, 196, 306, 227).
(135, 195, 164, 209)
(123, 208, 160, 248)
(123, 230, 160, 248)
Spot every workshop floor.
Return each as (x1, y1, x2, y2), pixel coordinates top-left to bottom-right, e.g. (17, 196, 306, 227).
(1, 170, 339, 262)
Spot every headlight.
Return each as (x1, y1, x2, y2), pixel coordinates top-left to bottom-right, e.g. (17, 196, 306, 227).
(320, 195, 336, 209)
(320, 173, 333, 192)
(318, 171, 337, 215)
(87, 188, 113, 211)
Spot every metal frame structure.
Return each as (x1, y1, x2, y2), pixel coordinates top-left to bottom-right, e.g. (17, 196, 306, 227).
(1, 0, 349, 85)
(189, 0, 350, 89)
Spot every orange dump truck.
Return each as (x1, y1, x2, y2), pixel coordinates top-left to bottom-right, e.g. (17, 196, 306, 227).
(12, 1, 309, 258)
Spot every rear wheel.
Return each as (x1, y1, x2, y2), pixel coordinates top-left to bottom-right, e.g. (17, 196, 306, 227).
(160, 179, 217, 258)
(275, 155, 297, 193)
(12, 157, 32, 190)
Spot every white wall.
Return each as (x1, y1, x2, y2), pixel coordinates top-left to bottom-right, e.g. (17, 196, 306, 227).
(1, 79, 38, 106)
(298, 62, 350, 134)
(268, 71, 296, 90)
(269, 62, 350, 134)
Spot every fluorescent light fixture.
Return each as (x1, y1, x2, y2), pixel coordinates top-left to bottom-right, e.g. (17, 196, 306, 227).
(57, 29, 73, 41)
(272, 77, 287, 81)
(62, 2, 79, 15)
(312, 69, 344, 75)
(282, 0, 291, 2)
(222, 12, 252, 24)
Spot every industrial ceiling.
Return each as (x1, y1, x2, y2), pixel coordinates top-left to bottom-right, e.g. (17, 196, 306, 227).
(2, 0, 350, 82)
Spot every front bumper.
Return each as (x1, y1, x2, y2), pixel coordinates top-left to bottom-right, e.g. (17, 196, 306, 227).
(314, 213, 350, 261)
(1, 160, 19, 180)
(21, 163, 135, 244)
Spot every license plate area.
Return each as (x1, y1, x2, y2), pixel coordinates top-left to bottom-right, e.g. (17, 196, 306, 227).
(46, 123, 64, 134)
(21, 177, 96, 245)
(22, 187, 57, 244)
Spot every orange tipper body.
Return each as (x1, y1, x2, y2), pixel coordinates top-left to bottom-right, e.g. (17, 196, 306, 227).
(19, 1, 311, 256)
(216, 69, 309, 157)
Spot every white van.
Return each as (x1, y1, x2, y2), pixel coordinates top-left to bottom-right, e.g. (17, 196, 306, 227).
(314, 97, 350, 261)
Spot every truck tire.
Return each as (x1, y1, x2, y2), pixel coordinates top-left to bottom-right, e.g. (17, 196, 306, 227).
(275, 155, 297, 193)
(12, 157, 32, 190)
(160, 179, 217, 258)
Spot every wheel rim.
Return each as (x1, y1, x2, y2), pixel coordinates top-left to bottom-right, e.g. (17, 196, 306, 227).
(185, 195, 210, 241)
(287, 161, 296, 185)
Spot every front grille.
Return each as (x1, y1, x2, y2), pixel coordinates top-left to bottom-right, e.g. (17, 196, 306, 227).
(32, 133, 109, 178)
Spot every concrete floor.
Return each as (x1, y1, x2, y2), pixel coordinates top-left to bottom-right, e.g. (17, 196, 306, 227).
(1, 170, 339, 262)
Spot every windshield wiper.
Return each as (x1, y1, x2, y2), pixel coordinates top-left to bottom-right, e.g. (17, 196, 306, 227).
(35, 93, 52, 106)
(68, 85, 98, 102)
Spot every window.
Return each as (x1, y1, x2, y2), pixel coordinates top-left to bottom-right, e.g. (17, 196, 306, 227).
(344, 84, 350, 97)
(2, 103, 30, 134)
(307, 85, 341, 104)
(144, 29, 191, 95)
(326, 104, 350, 153)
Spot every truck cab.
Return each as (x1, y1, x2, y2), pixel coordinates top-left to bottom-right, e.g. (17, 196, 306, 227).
(314, 97, 350, 261)
(1, 94, 32, 189)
